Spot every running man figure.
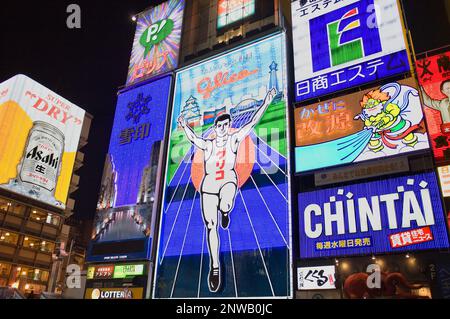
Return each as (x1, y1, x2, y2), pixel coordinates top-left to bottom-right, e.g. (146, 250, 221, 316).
(177, 88, 277, 292)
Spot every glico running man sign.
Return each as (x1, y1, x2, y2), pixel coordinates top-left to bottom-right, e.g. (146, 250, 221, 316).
(154, 33, 291, 298)
(291, 0, 411, 102)
(298, 172, 449, 259)
(0, 74, 85, 209)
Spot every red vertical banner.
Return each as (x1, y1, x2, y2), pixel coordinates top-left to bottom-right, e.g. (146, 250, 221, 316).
(416, 51, 450, 163)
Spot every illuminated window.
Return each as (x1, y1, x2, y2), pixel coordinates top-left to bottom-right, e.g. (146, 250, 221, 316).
(0, 230, 19, 245)
(0, 263, 12, 277)
(11, 203, 26, 216)
(217, 0, 256, 28)
(30, 209, 61, 227)
(0, 198, 10, 212)
(23, 235, 55, 253)
(0, 198, 26, 216)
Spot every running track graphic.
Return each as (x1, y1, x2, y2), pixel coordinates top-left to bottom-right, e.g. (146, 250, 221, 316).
(155, 107, 290, 298)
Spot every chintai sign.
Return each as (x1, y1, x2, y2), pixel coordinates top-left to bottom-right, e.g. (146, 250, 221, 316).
(298, 172, 449, 258)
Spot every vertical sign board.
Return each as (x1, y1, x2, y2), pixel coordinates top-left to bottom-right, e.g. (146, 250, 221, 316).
(0, 74, 85, 209)
(126, 0, 185, 86)
(87, 75, 172, 262)
(438, 165, 450, 197)
(416, 51, 450, 163)
(154, 33, 291, 298)
(217, 0, 256, 29)
(291, 0, 411, 102)
(295, 77, 430, 173)
(298, 172, 449, 259)
(297, 266, 336, 290)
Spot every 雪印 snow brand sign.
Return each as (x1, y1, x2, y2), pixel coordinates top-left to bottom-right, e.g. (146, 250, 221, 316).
(298, 172, 449, 258)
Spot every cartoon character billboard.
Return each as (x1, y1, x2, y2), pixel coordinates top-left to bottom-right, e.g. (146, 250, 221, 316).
(291, 0, 411, 102)
(154, 33, 291, 298)
(298, 172, 450, 259)
(87, 75, 172, 262)
(126, 0, 185, 86)
(295, 77, 430, 173)
(416, 51, 450, 163)
(0, 74, 85, 209)
(217, 0, 256, 29)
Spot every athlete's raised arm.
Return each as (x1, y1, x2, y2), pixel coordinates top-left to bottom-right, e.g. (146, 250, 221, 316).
(178, 115, 208, 150)
(234, 88, 277, 143)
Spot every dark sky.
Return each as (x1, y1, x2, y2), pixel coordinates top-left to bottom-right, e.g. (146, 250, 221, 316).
(0, 0, 449, 223)
(0, 0, 165, 221)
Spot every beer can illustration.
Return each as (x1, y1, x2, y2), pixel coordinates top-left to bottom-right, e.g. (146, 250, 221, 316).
(18, 121, 65, 196)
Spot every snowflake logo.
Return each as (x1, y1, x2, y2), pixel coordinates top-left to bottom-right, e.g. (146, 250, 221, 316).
(125, 93, 152, 124)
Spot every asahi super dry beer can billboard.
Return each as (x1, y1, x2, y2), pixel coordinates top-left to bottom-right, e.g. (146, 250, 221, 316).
(0, 74, 85, 209)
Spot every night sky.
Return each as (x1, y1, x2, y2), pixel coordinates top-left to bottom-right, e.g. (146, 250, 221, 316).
(0, 0, 449, 224)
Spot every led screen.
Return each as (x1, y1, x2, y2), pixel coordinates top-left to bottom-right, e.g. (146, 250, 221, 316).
(87, 75, 172, 262)
(0, 74, 85, 209)
(295, 78, 430, 173)
(298, 172, 449, 258)
(154, 33, 291, 298)
(291, 0, 410, 102)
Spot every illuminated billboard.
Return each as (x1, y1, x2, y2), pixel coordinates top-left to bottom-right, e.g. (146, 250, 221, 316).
(438, 165, 450, 198)
(217, 0, 256, 28)
(291, 0, 410, 102)
(295, 78, 430, 173)
(85, 287, 144, 299)
(154, 33, 291, 298)
(126, 0, 185, 86)
(297, 266, 336, 290)
(416, 51, 450, 163)
(298, 172, 450, 259)
(0, 74, 85, 209)
(87, 75, 172, 262)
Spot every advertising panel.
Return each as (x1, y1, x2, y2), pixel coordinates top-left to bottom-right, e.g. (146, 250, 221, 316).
(217, 0, 256, 29)
(86, 264, 145, 280)
(87, 75, 172, 262)
(85, 287, 144, 299)
(438, 165, 450, 197)
(154, 33, 291, 298)
(113, 264, 145, 279)
(298, 172, 449, 259)
(315, 156, 409, 186)
(297, 266, 336, 290)
(291, 0, 410, 102)
(416, 51, 450, 163)
(126, 0, 185, 86)
(86, 265, 114, 280)
(295, 77, 430, 173)
(0, 74, 85, 209)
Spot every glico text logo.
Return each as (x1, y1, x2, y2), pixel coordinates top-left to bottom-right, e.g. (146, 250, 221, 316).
(310, 0, 382, 72)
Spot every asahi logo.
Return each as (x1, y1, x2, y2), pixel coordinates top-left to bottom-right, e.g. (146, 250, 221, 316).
(26, 146, 59, 169)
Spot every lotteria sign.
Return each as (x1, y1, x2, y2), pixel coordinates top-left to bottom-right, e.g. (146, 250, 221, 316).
(291, 0, 410, 102)
(298, 172, 449, 258)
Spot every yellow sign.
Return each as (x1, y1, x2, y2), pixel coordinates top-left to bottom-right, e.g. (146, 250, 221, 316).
(84, 287, 144, 299)
(0, 75, 85, 209)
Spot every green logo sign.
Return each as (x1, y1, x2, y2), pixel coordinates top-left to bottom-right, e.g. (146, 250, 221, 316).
(113, 264, 144, 279)
(140, 19, 174, 58)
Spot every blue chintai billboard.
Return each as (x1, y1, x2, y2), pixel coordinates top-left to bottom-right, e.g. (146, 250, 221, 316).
(87, 75, 172, 262)
(298, 172, 450, 259)
(153, 33, 291, 298)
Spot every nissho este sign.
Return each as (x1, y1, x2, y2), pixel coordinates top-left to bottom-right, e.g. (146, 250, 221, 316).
(291, 0, 410, 102)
